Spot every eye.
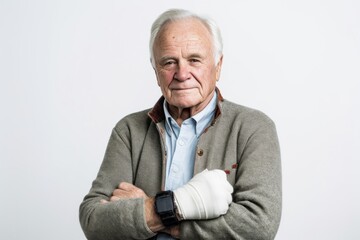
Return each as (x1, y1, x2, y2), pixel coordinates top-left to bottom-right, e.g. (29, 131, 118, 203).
(189, 58, 200, 63)
(162, 60, 177, 67)
(165, 61, 176, 65)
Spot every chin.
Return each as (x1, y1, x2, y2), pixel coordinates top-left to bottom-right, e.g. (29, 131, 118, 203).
(166, 94, 202, 109)
(171, 99, 200, 109)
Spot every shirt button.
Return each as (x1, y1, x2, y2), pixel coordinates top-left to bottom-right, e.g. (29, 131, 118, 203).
(178, 139, 185, 146)
(197, 149, 204, 156)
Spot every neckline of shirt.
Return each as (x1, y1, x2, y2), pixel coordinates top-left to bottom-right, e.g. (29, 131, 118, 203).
(163, 91, 217, 138)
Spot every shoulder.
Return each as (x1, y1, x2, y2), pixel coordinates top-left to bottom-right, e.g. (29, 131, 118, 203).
(220, 99, 275, 127)
(217, 100, 279, 152)
(113, 108, 153, 135)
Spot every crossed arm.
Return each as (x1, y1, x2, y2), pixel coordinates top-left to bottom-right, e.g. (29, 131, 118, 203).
(80, 112, 282, 239)
(100, 169, 233, 238)
(101, 182, 180, 238)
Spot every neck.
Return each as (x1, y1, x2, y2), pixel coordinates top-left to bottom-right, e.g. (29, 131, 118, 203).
(168, 107, 192, 126)
(167, 91, 215, 126)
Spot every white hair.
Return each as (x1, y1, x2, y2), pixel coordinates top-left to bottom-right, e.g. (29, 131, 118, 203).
(149, 9, 223, 67)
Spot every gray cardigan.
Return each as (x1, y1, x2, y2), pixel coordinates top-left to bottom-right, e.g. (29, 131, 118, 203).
(79, 90, 282, 240)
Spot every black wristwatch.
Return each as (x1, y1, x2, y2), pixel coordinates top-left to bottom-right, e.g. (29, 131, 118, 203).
(154, 191, 179, 227)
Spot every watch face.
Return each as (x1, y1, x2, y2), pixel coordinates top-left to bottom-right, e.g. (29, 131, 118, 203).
(157, 195, 174, 212)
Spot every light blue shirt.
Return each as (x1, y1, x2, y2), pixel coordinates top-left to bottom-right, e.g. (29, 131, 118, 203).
(157, 92, 217, 236)
(157, 92, 217, 239)
(163, 91, 217, 191)
(157, 92, 217, 240)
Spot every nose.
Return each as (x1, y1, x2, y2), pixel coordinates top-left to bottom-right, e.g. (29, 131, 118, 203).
(174, 62, 191, 81)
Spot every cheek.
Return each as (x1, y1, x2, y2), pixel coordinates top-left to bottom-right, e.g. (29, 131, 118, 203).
(196, 69, 216, 87)
(158, 71, 173, 86)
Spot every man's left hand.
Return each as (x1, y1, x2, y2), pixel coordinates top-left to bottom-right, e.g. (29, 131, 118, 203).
(105, 182, 149, 202)
(101, 182, 179, 234)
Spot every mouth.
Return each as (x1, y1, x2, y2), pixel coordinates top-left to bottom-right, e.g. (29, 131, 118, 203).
(171, 87, 195, 91)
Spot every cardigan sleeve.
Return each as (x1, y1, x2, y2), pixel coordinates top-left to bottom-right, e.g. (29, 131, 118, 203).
(180, 113, 282, 240)
(79, 128, 156, 240)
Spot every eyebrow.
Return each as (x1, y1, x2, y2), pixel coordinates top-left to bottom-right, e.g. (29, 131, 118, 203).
(159, 53, 204, 62)
(159, 56, 177, 63)
(187, 53, 204, 59)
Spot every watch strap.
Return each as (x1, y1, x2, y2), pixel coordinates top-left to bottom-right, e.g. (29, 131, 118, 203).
(155, 191, 179, 227)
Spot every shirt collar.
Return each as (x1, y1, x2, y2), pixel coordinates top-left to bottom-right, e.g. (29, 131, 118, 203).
(163, 100, 180, 138)
(148, 87, 224, 124)
(162, 91, 218, 138)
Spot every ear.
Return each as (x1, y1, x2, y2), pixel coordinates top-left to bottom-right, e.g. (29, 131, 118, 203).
(215, 55, 223, 81)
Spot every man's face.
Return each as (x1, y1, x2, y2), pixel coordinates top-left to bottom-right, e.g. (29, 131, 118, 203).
(153, 18, 222, 113)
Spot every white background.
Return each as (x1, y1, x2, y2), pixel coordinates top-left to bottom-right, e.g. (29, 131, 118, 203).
(1, 0, 359, 239)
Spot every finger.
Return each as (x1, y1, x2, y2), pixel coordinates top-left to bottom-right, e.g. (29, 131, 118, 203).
(110, 195, 122, 202)
(100, 199, 109, 204)
(113, 188, 129, 196)
(118, 182, 138, 191)
(114, 185, 147, 199)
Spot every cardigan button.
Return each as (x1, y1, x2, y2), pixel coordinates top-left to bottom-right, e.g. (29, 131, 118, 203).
(197, 149, 204, 156)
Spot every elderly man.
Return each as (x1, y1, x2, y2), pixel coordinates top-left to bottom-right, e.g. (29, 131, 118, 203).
(80, 9, 281, 240)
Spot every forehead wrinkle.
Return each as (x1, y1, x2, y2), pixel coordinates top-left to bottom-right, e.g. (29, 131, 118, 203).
(154, 19, 213, 61)
(170, 38, 209, 57)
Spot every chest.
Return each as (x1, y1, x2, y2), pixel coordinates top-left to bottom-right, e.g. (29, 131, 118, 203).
(133, 123, 241, 194)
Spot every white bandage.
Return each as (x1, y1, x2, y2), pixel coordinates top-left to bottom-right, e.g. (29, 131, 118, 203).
(173, 169, 233, 220)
